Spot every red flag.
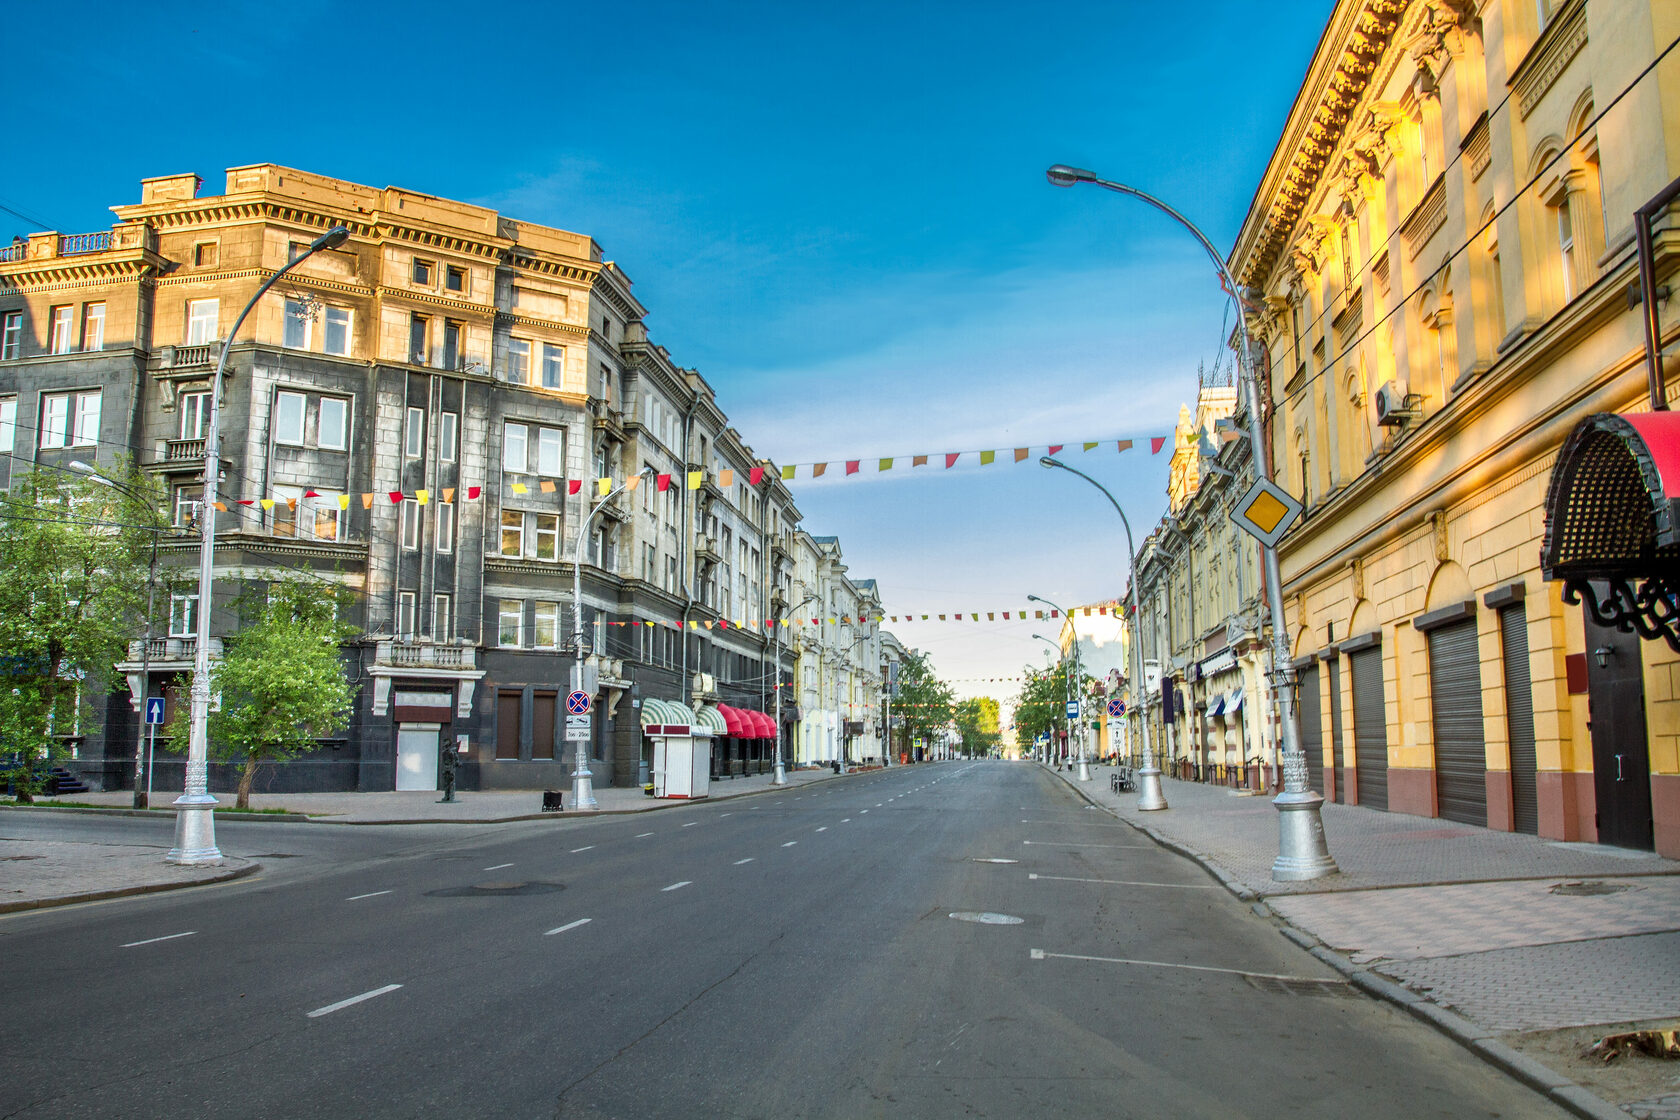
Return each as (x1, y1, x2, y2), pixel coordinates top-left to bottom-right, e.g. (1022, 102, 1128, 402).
(467, 486, 482, 500)
(388, 491, 403, 504)
(1048, 445, 1063, 456)
(238, 499, 254, 506)
(1150, 437, 1166, 454)
(657, 473, 671, 491)
(749, 467, 763, 486)
(846, 460, 860, 475)
(304, 489, 320, 499)
(945, 452, 960, 468)
(568, 480, 582, 495)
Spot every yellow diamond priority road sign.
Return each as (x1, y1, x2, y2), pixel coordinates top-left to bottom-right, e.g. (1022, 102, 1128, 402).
(1230, 478, 1304, 548)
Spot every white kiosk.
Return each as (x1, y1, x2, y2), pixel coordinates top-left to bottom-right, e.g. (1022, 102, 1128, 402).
(641, 699, 712, 799)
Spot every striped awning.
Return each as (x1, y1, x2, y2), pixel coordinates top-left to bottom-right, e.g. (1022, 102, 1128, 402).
(693, 706, 728, 735)
(640, 698, 699, 729)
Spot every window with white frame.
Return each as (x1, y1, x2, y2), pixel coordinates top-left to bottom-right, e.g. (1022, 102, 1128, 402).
(400, 499, 420, 550)
(310, 493, 345, 541)
(179, 391, 210, 440)
(435, 500, 455, 553)
(274, 391, 306, 445)
(283, 299, 311, 349)
(272, 486, 302, 538)
(173, 484, 202, 529)
(542, 344, 564, 389)
(82, 303, 105, 351)
(534, 601, 559, 648)
(49, 306, 74, 354)
(537, 427, 563, 476)
(507, 338, 531, 385)
(323, 307, 351, 356)
(186, 299, 218, 345)
(405, 407, 425, 459)
(317, 396, 348, 451)
(1, 312, 20, 360)
(169, 593, 199, 637)
(40, 390, 100, 448)
(0, 396, 15, 456)
(498, 599, 523, 647)
(433, 594, 452, 640)
(396, 591, 417, 638)
(503, 421, 528, 472)
(439, 412, 458, 462)
(498, 509, 560, 560)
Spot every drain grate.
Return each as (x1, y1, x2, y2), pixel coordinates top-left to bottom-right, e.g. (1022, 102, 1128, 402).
(1550, 880, 1631, 897)
(1243, 975, 1355, 998)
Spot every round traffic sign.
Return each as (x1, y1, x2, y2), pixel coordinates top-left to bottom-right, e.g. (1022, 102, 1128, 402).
(566, 690, 591, 715)
(1107, 698, 1124, 717)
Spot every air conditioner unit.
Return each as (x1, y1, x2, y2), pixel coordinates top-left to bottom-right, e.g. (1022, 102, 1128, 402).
(693, 672, 716, 696)
(1374, 382, 1420, 427)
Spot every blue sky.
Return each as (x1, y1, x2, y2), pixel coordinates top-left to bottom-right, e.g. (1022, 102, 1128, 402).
(7, 0, 1329, 700)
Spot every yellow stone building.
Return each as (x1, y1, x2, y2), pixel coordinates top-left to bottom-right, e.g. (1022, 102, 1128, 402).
(1230, 0, 1680, 854)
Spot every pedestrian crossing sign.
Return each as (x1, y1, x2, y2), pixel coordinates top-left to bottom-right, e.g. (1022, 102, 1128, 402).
(1230, 478, 1303, 548)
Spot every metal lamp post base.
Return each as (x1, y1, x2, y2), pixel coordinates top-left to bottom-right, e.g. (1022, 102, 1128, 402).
(1135, 766, 1168, 811)
(1077, 757, 1091, 782)
(1271, 789, 1339, 880)
(771, 759, 787, 786)
(571, 758, 599, 812)
(166, 796, 222, 864)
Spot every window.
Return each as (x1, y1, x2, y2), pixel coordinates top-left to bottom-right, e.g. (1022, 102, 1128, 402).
(323, 307, 351, 356)
(1556, 200, 1576, 302)
(272, 486, 301, 538)
(49, 305, 74, 354)
(498, 600, 523, 647)
(533, 513, 560, 560)
(538, 427, 563, 476)
(317, 396, 348, 451)
(534, 601, 559, 649)
(443, 319, 462, 370)
(283, 299, 311, 349)
(409, 314, 429, 365)
(400, 499, 420, 550)
(194, 242, 218, 268)
(433, 594, 452, 640)
(396, 592, 417, 639)
(643, 543, 656, 583)
(169, 593, 199, 637)
(1, 312, 20, 360)
(40, 390, 100, 448)
(173, 484, 202, 529)
(542, 344, 564, 389)
(507, 338, 531, 385)
(0, 396, 14, 455)
(445, 266, 465, 293)
(82, 303, 105, 352)
(438, 412, 458, 462)
(500, 510, 525, 557)
(436, 500, 455, 553)
(405, 407, 425, 458)
(179, 392, 210, 440)
(412, 258, 433, 285)
(275, 391, 306, 445)
(186, 299, 218, 345)
(503, 421, 528, 472)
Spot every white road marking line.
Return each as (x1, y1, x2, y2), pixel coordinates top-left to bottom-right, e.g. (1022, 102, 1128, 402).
(815, 826, 828, 832)
(1030, 950, 1331, 983)
(860, 809, 868, 814)
(1029, 873, 1216, 889)
(733, 858, 755, 865)
(876, 804, 883, 807)
(635, 832, 655, 838)
(782, 841, 798, 847)
(121, 931, 196, 948)
(683, 821, 699, 828)
(484, 863, 514, 871)
(307, 984, 402, 1018)
(570, 846, 595, 853)
(346, 891, 392, 901)
(544, 918, 592, 936)
(841, 818, 851, 823)
(721, 812, 732, 817)
(1022, 841, 1153, 849)
(661, 881, 692, 892)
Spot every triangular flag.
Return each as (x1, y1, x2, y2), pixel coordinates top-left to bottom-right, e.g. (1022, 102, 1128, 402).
(988, 612, 995, 620)
(955, 614, 963, 620)
(687, 471, 703, 489)
(846, 461, 860, 475)
(1002, 612, 1010, 620)
(1035, 610, 1043, 619)
(511, 482, 528, 495)
(945, 453, 959, 468)
(938, 614, 946, 621)
(212, 501, 227, 511)
(416, 489, 429, 505)
(813, 463, 827, 478)
(1014, 448, 1028, 462)
(304, 489, 320, 499)
(1116, 439, 1132, 452)
(598, 478, 611, 496)
(260, 499, 274, 511)
(913, 454, 928, 467)
(1083, 442, 1098, 451)
(718, 469, 734, 487)
(979, 450, 995, 465)
(568, 480, 582, 495)
(878, 458, 893, 471)
(1048, 445, 1063, 456)
(782, 465, 795, 480)
(626, 476, 641, 491)
(749, 467, 764, 486)
(238, 499, 254, 505)
(657, 473, 671, 491)
(362, 493, 374, 509)
(285, 498, 298, 511)
(388, 491, 403, 504)
(1222, 429, 1243, 444)
(1150, 437, 1166, 454)
(540, 480, 556, 493)
(338, 494, 352, 510)
(467, 486, 481, 500)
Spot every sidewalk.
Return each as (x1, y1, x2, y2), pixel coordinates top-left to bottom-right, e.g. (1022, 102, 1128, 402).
(1046, 762, 1680, 1120)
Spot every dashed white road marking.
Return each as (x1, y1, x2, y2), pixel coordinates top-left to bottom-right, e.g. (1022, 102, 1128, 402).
(1029, 873, 1216, 889)
(860, 809, 869, 814)
(662, 881, 692, 892)
(635, 832, 655, 838)
(782, 841, 798, 848)
(816, 826, 828, 832)
(733, 858, 756, 865)
(484, 863, 514, 871)
(570, 846, 595, 853)
(841, 818, 851, 823)
(346, 891, 392, 901)
(683, 822, 699, 828)
(307, 984, 402, 1018)
(544, 918, 592, 936)
(122, 931, 196, 948)
(1030, 949, 1329, 983)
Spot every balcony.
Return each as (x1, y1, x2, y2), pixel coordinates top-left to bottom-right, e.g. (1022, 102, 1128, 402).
(374, 639, 477, 672)
(4, 225, 157, 267)
(59, 231, 112, 256)
(154, 343, 218, 371)
(165, 438, 205, 463)
(592, 405, 626, 443)
(694, 537, 723, 568)
(369, 639, 484, 717)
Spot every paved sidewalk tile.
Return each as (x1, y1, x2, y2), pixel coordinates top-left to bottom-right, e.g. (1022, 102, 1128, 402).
(1625, 1092, 1680, 1120)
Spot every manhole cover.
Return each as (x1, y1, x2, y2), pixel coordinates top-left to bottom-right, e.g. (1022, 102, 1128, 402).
(427, 881, 565, 897)
(1550, 880, 1631, 896)
(948, 911, 1024, 925)
(972, 858, 1019, 864)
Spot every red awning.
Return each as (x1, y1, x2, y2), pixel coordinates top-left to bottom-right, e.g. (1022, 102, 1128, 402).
(715, 704, 747, 737)
(752, 710, 775, 738)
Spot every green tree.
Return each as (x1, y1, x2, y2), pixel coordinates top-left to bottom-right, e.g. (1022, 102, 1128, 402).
(954, 697, 1001, 757)
(0, 467, 159, 802)
(164, 576, 359, 808)
(893, 649, 954, 758)
(1012, 661, 1093, 753)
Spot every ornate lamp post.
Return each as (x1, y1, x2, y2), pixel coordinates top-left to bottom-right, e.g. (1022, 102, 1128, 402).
(772, 592, 819, 785)
(1046, 165, 1334, 876)
(173, 225, 349, 865)
(1028, 594, 1091, 781)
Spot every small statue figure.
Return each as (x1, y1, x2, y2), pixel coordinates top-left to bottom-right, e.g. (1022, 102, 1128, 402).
(438, 740, 458, 803)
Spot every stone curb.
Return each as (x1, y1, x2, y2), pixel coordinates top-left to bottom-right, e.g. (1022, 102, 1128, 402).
(1, 805, 313, 823)
(1034, 763, 1631, 1120)
(0, 859, 262, 915)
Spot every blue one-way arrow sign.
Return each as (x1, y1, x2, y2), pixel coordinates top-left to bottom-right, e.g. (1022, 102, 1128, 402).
(144, 697, 166, 725)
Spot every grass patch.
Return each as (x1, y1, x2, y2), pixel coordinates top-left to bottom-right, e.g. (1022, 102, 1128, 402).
(2, 799, 299, 815)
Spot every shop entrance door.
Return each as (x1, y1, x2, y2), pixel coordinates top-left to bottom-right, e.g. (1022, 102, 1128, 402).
(396, 724, 441, 791)
(1583, 605, 1653, 850)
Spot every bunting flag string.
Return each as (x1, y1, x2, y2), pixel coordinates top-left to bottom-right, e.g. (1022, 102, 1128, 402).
(593, 605, 1125, 632)
(774, 435, 1170, 483)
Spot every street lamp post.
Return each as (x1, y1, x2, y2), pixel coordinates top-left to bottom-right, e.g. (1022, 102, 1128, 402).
(773, 593, 819, 785)
(1030, 631, 1070, 770)
(1046, 165, 1335, 877)
(1029, 594, 1091, 781)
(832, 627, 871, 773)
(70, 461, 165, 809)
(173, 224, 349, 865)
(571, 467, 654, 811)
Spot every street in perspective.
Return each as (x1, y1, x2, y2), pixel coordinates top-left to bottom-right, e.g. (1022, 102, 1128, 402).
(4, 0, 1680, 1117)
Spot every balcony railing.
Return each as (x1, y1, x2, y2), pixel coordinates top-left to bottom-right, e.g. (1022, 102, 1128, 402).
(0, 242, 25, 263)
(166, 437, 206, 462)
(375, 639, 476, 671)
(59, 231, 112, 256)
(123, 636, 224, 663)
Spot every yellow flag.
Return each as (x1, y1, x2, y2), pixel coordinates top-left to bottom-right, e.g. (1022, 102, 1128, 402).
(416, 489, 429, 505)
(598, 477, 611, 496)
(1083, 441, 1098, 451)
(782, 465, 796, 480)
(979, 450, 996, 465)
(260, 499, 274, 510)
(688, 471, 703, 490)
(511, 482, 528, 495)
(879, 458, 893, 471)
(337, 494, 351, 510)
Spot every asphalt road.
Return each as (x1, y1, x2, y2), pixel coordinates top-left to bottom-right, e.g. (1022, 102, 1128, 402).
(0, 761, 1569, 1119)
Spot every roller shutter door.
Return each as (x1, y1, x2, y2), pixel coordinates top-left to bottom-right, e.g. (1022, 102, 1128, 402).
(1297, 665, 1323, 795)
(1428, 619, 1485, 825)
(1500, 606, 1539, 835)
(1327, 659, 1346, 802)
(1349, 645, 1388, 811)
